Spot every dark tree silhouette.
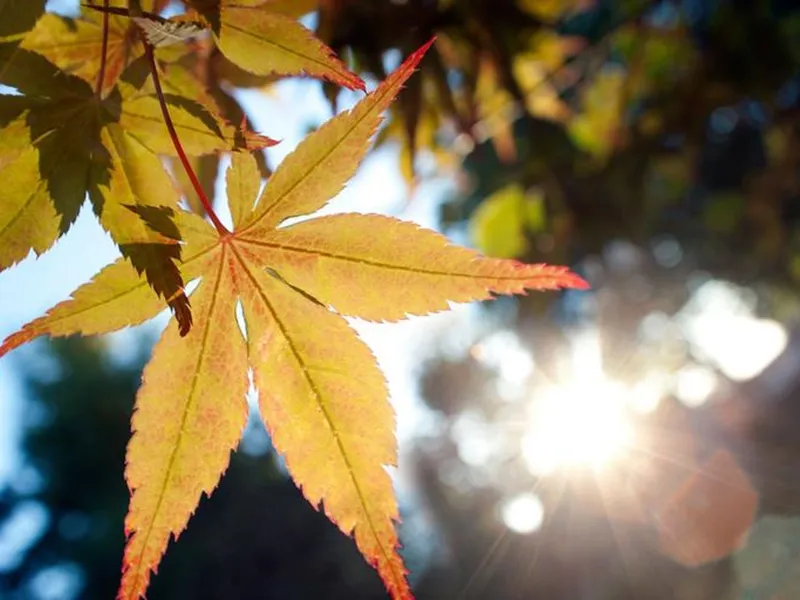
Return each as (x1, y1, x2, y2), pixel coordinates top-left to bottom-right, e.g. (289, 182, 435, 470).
(0, 338, 388, 599)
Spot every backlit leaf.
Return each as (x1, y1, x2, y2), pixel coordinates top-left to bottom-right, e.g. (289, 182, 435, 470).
(241, 39, 436, 234)
(0, 42, 272, 328)
(226, 151, 262, 229)
(0, 260, 166, 357)
(170, 153, 220, 215)
(242, 213, 588, 321)
(90, 124, 191, 328)
(216, 0, 364, 91)
(21, 11, 140, 96)
(235, 251, 409, 598)
(0, 84, 93, 270)
(120, 251, 249, 600)
(0, 212, 218, 359)
(155, 56, 275, 210)
(107, 42, 432, 600)
(0, 113, 62, 270)
(1, 42, 587, 600)
(117, 71, 277, 156)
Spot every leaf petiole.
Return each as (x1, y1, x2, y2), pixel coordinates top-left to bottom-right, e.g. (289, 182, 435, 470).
(143, 44, 230, 236)
(93, 0, 110, 98)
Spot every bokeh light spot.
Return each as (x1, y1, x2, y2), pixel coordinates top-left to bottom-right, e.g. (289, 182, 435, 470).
(500, 493, 545, 534)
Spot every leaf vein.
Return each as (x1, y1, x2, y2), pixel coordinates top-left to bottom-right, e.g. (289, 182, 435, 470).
(221, 16, 347, 79)
(240, 238, 531, 280)
(231, 246, 405, 592)
(126, 245, 228, 596)
(236, 84, 397, 233)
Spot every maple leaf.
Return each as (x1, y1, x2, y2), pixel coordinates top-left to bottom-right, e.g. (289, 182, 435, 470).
(18, 1, 178, 95)
(151, 52, 273, 210)
(189, 0, 365, 90)
(0, 0, 45, 42)
(260, 0, 319, 18)
(0, 41, 587, 600)
(68, 1, 276, 211)
(0, 36, 274, 331)
(20, 10, 141, 96)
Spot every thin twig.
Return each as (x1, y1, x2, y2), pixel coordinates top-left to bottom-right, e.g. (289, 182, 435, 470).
(94, 0, 110, 97)
(144, 44, 230, 236)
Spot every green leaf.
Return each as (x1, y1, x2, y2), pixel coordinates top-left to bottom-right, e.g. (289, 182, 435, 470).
(20, 11, 140, 95)
(0, 0, 45, 42)
(469, 183, 546, 258)
(0, 48, 192, 328)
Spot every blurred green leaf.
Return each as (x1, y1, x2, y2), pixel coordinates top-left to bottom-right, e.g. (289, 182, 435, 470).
(469, 183, 545, 258)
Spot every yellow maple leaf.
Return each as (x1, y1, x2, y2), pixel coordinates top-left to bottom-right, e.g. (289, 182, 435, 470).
(214, 0, 365, 90)
(0, 40, 587, 600)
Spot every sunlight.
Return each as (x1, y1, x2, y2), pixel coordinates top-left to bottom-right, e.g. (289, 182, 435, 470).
(500, 493, 545, 534)
(521, 329, 637, 476)
(674, 364, 717, 407)
(679, 280, 788, 381)
(522, 378, 634, 476)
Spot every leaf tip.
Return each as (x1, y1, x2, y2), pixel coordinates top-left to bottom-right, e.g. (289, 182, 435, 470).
(406, 37, 436, 70)
(547, 266, 590, 291)
(164, 288, 192, 336)
(172, 295, 193, 337)
(117, 552, 149, 600)
(349, 73, 368, 93)
(566, 272, 591, 290)
(0, 329, 34, 360)
(238, 120, 280, 150)
(503, 260, 589, 292)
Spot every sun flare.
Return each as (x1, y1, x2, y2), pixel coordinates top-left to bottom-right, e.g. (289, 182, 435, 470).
(522, 378, 634, 476)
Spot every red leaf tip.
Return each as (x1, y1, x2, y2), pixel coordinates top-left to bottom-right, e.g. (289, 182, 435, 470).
(567, 273, 590, 290)
(407, 37, 436, 68)
(0, 330, 33, 360)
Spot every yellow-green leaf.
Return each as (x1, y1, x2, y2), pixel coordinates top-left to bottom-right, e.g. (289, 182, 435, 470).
(118, 84, 273, 156)
(90, 123, 191, 329)
(20, 11, 139, 96)
(217, 1, 364, 91)
(0, 95, 92, 270)
(227, 151, 262, 230)
(120, 250, 249, 600)
(0, 116, 61, 270)
(169, 153, 220, 216)
(0, 212, 220, 359)
(91, 124, 180, 245)
(0, 50, 210, 327)
(469, 183, 545, 258)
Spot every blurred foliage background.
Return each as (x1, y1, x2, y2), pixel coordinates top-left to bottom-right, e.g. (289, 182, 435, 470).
(3, 0, 800, 597)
